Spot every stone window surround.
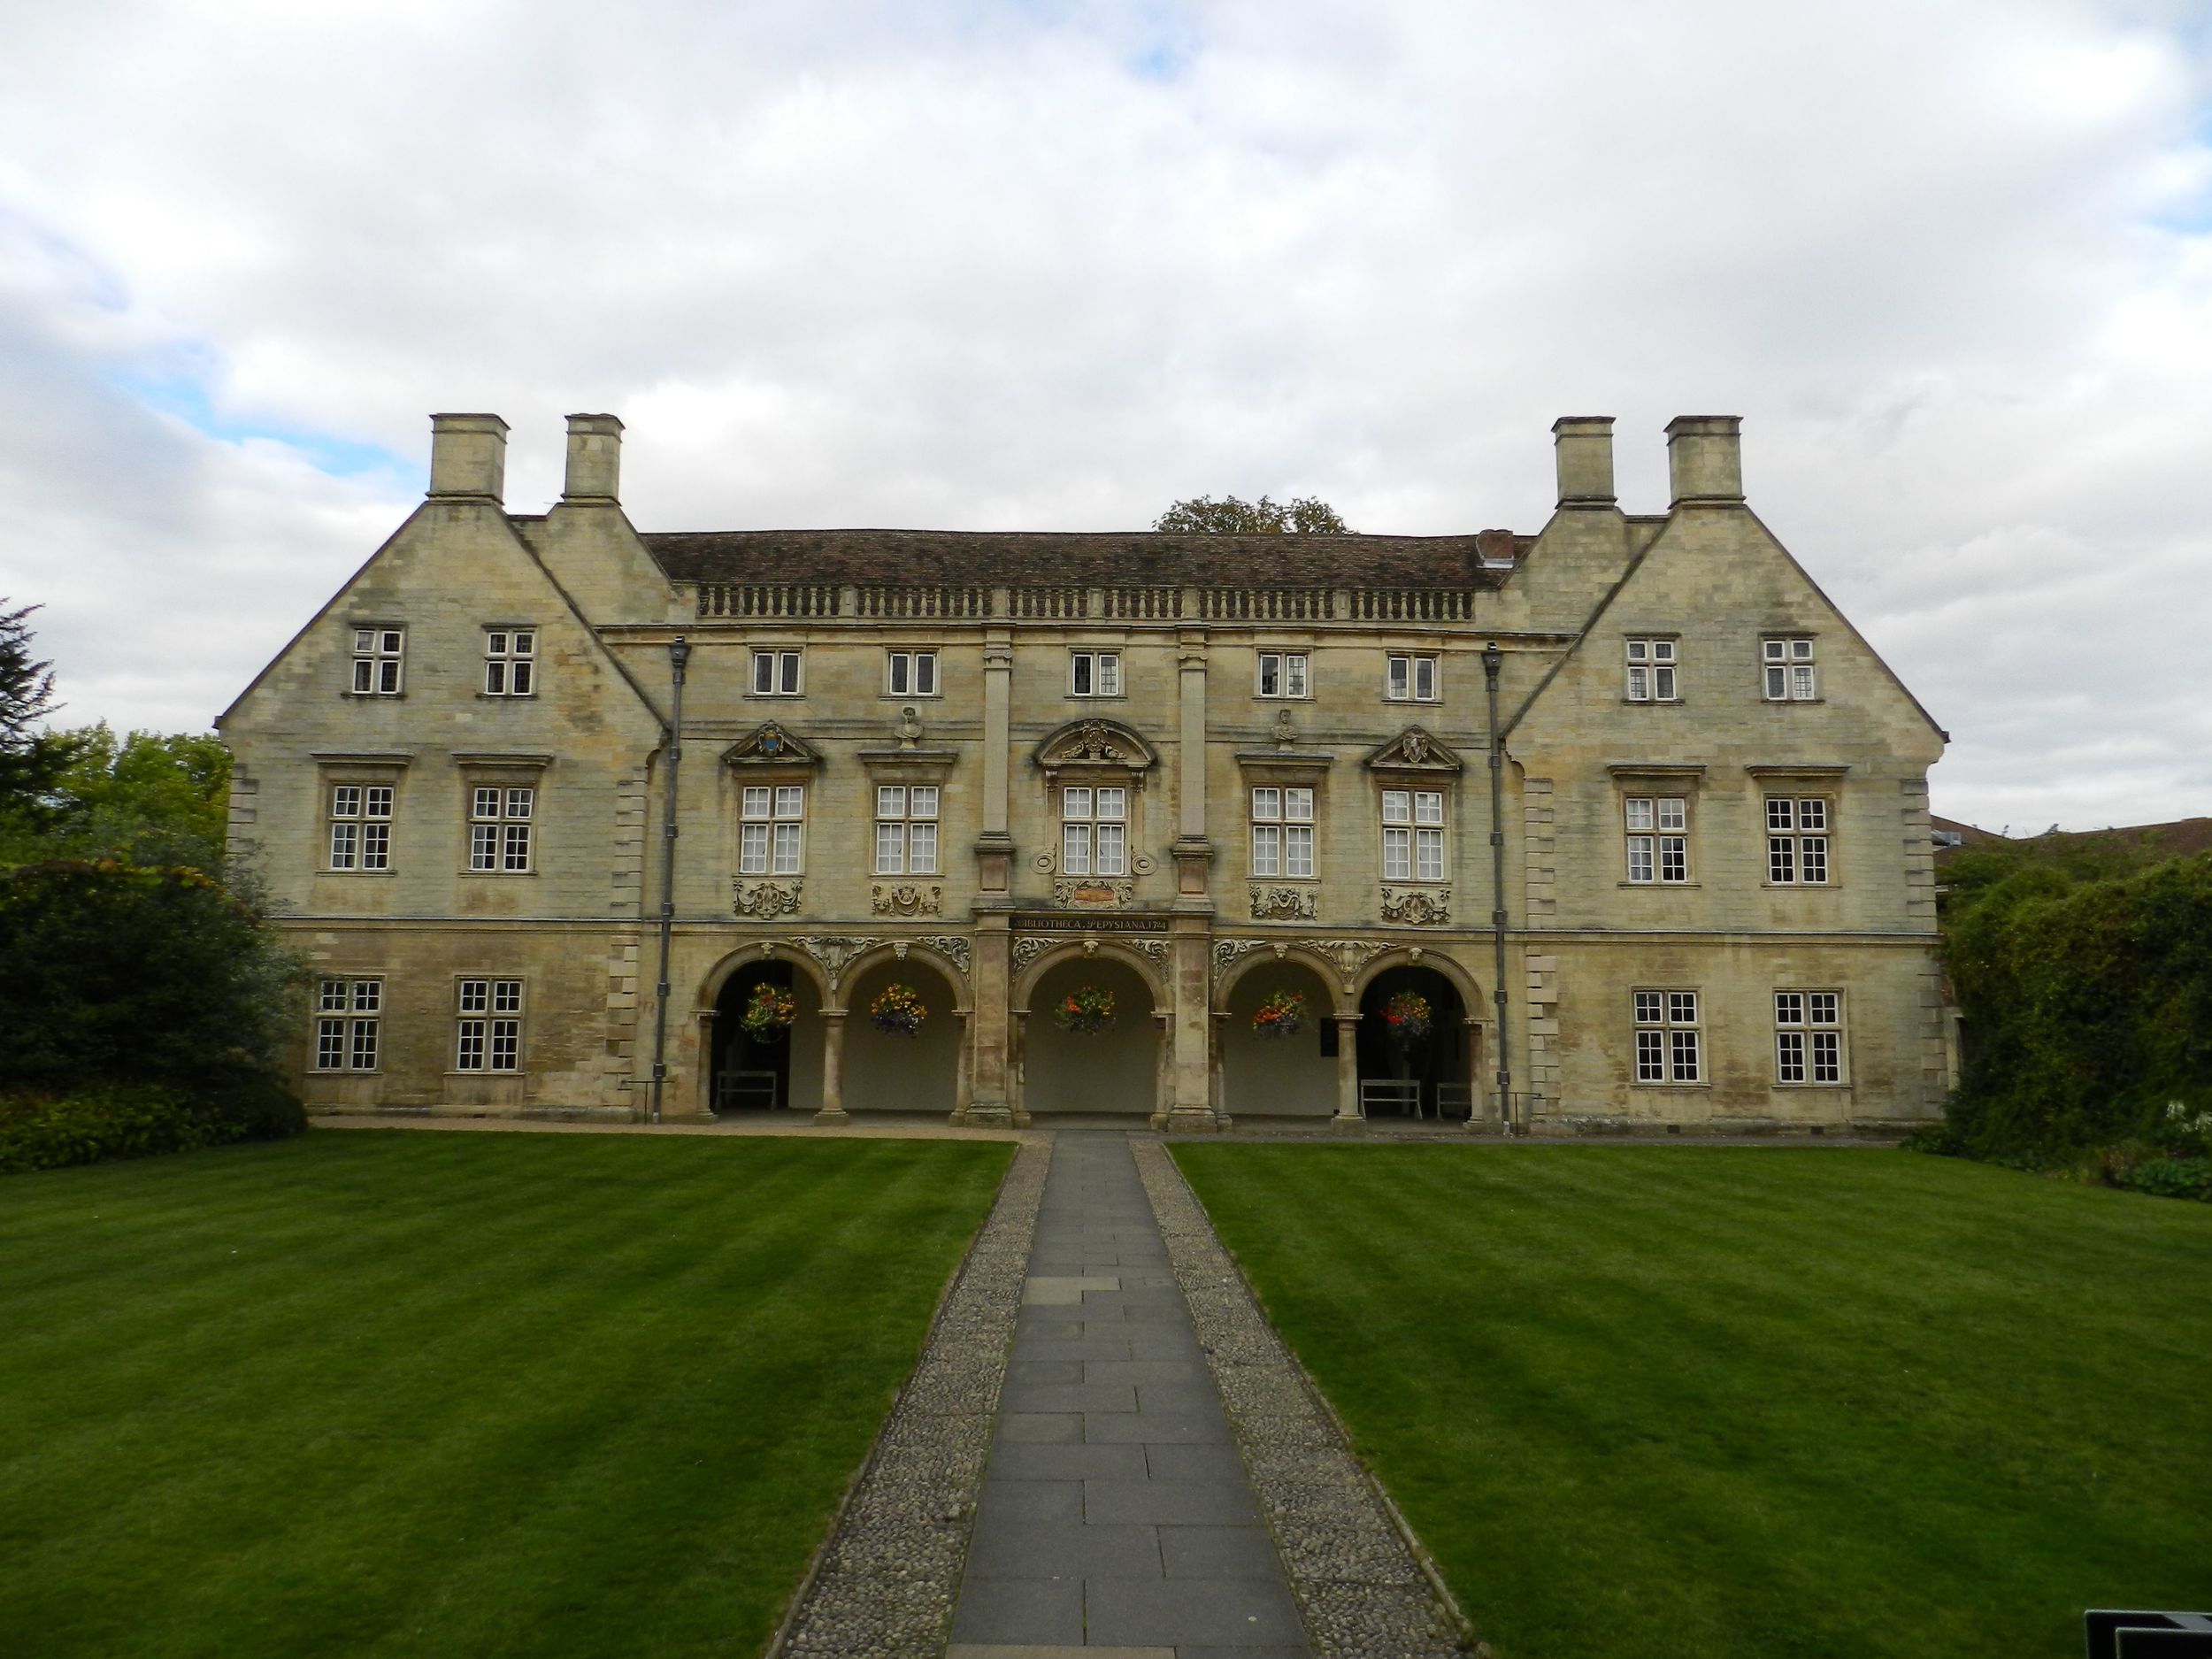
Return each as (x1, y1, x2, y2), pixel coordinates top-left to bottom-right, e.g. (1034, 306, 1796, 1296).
(310, 752, 411, 878)
(1605, 763, 1706, 889)
(1748, 764, 1848, 889)
(454, 752, 551, 878)
(856, 742, 959, 879)
(449, 974, 526, 1075)
(1233, 749, 1333, 887)
(1774, 987, 1850, 1087)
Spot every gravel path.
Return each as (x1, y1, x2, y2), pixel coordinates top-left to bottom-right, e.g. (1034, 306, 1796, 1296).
(1131, 1140, 1476, 1659)
(773, 1138, 1052, 1657)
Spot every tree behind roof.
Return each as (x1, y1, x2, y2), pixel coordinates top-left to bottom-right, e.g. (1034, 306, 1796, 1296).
(1154, 495, 1350, 534)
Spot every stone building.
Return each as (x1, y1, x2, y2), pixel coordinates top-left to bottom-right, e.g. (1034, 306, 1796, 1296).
(217, 411, 1948, 1133)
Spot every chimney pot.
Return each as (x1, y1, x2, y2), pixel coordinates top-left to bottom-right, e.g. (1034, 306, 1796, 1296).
(564, 412, 624, 502)
(426, 413, 509, 502)
(1551, 416, 1616, 506)
(1664, 415, 1744, 506)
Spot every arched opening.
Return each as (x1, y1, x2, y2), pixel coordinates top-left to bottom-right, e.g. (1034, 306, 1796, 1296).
(1357, 964, 1471, 1120)
(711, 959, 824, 1114)
(1022, 955, 1159, 1117)
(840, 956, 963, 1117)
(1219, 958, 1339, 1118)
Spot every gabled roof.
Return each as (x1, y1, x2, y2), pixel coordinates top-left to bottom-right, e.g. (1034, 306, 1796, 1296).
(638, 528, 1527, 590)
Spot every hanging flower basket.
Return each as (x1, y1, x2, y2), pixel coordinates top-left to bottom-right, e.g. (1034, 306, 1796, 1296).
(871, 981, 927, 1038)
(1056, 985, 1117, 1036)
(1384, 990, 1433, 1043)
(1252, 989, 1307, 1039)
(739, 982, 797, 1041)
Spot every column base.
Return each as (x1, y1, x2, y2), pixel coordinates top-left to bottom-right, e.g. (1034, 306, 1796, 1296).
(1160, 1108, 1219, 1134)
(956, 1103, 1015, 1127)
(814, 1108, 852, 1127)
(1333, 1109, 1367, 1130)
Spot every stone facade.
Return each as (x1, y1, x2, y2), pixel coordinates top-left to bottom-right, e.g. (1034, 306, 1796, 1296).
(218, 411, 1949, 1133)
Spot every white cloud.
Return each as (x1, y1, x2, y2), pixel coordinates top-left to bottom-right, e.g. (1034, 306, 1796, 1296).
(0, 0, 2206, 826)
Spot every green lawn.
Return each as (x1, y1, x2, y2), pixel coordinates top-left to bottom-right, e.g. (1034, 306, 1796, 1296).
(1171, 1144, 2212, 1659)
(0, 1129, 1011, 1659)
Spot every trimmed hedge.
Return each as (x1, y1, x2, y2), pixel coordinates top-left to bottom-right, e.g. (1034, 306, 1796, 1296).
(0, 1078, 306, 1175)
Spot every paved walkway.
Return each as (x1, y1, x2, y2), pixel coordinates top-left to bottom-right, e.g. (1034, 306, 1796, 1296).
(948, 1131, 1310, 1657)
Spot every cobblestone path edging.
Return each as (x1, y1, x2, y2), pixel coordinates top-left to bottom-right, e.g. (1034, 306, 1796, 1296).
(775, 1138, 1051, 1658)
(1131, 1139, 1478, 1659)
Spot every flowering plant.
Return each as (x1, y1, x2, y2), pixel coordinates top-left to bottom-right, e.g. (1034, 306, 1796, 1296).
(1384, 990, 1433, 1041)
(739, 983, 797, 1041)
(870, 981, 926, 1037)
(1056, 985, 1117, 1035)
(1252, 989, 1306, 1038)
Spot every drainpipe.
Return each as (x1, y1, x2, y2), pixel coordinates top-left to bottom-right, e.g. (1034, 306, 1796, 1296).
(1482, 641, 1513, 1133)
(649, 635, 690, 1125)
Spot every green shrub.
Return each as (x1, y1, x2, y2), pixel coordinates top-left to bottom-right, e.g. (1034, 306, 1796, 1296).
(0, 1078, 306, 1175)
(2115, 1156, 2212, 1202)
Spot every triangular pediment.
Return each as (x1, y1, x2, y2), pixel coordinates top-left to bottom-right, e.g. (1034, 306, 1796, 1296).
(722, 722, 822, 768)
(1363, 726, 1463, 773)
(1031, 718, 1157, 773)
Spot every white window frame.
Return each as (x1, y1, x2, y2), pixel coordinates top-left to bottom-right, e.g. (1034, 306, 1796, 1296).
(1775, 990, 1846, 1086)
(873, 784, 940, 875)
(1380, 788, 1446, 882)
(1624, 795, 1689, 885)
(1069, 651, 1122, 697)
(468, 784, 535, 873)
(750, 649, 803, 697)
(455, 977, 525, 1072)
(1632, 988, 1702, 1084)
(1762, 636, 1817, 702)
(483, 628, 536, 696)
(1248, 786, 1316, 879)
(1256, 650, 1310, 700)
(326, 784, 394, 872)
(350, 626, 404, 695)
(313, 978, 382, 1071)
(886, 650, 939, 698)
(1386, 653, 1440, 703)
(740, 783, 806, 876)
(1625, 638, 1678, 703)
(1765, 795, 1832, 886)
(1060, 784, 1128, 876)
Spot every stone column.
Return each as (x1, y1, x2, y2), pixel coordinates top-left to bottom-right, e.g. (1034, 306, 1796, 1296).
(816, 1011, 849, 1125)
(1171, 630, 1214, 900)
(964, 921, 1014, 1125)
(974, 629, 1015, 896)
(1010, 1009, 1030, 1126)
(949, 1010, 972, 1125)
(1150, 1009, 1174, 1132)
(694, 1009, 718, 1118)
(1164, 926, 1217, 1132)
(1334, 1015, 1363, 1125)
(1210, 1012, 1229, 1124)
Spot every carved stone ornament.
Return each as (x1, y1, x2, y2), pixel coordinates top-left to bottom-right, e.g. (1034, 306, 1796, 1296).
(1064, 720, 1125, 763)
(733, 879, 803, 918)
(1380, 887, 1452, 926)
(1033, 852, 1057, 872)
(1128, 938, 1169, 965)
(1271, 707, 1298, 750)
(1053, 879, 1133, 908)
(871, 883, 942, 917)
(722, 723, 822, 768)
(798, 935, 880, 988)
(1032, 718, 1158, 784)
(1299, 937, 1392, 984)
(1364, 726, 1463, 774)
(1213, 937, 1262, 980)
(1010, 935, 1054, 977)
(1249, 885, 1317, 921)
(895, 706, 925, 749)
(914, 935, 973, 976)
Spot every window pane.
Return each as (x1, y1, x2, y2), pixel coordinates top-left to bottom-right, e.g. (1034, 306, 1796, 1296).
(460, 979, 488, 1012)
(916, 654, 936, 695)
(1636, 1030, 1665, 1081)
(457, 1021, 486, 1070)
(1381, 790, 1409, 825)
(490, 1021, 519, 1071)
(1671, 1029, 1699, 1082)
(1653, 641, 1674, 664)
(487, 632, 507, 655)
(1072, 654, 1093, 695)
(329, 822, 357, 868)
(1387, 657, 1409, 699)
(512, 634, 533, 656)
(377, 660, 400, 694)
(317, 1018, 346, 1069)
(353, 659, 373, 693)
(1414, 657, 1436, 700)
(354, 629, 374, 653)
(1251, 824, 1280, 877)
(888, 654, 909, 695)
(1627, 664, 1649, 700)
(1798, 798, 1826, 830)
(910, 786, 938, 818)
(1792, 639, 1813, 660)
(740, 822, 768, 873)
(1414, 792, 1442, 825)
(511, 660, 534, 695)
(503, 823, 531, 870)
(1809, 992, 1839, 1025)
(877, 786, 905, 818)
(742, 786, 771, 819)
(1801, 838, 1829, 883)
(1763, 639, 1786, 662)
(1064, 786, 1091, 820)
(1769, 837, 1794, 883)
(753, 653, 772, 694)
(772, 822, 802, 873)
(1659, 836, 1686, 882)
(333, 786, 361, 818)
(1778, 1030, 1805, 1083)
(1416, 827, 1443, 880)
(1625, 797, 1654, 831)
(1095, 822, 1125, 874)
(486, 661, 508, 695)
(472, 824, 498, 869)
(1626, 835, 1654, 882)
(1669, 991, 1698, 1024)
(1063, 823, 1091, 874)
(1095, 787, 1125, 821)
(1633, 990, 1663, 1024)
(1765, 665, 1787, 699)
(351, 1021, 379, 1070)
(1792, 664, 1816, 699)
(352, 980, 381, 1012)
(505, 787, 533, 819)
(875, 822, 904, 873)
(319, 979, 349, 1012)
(1775, 992, 1803, 1024)
(1383, 826, 1410, 880)
(1657, 797, 1685, 831)
(1286, 824, 1314, 878)
(494, 980, 522, 1014)
(361, 824, 389, 869)
(1766, 797, 1794, 831)
(774, 786, 803, 819)
(910, 822, 937, 872)
(365, 787, 392, 818)
(1286, 656, 1307, 696)
(1811, 1031, 1840, 1083)
(780, 652, 800, 694)
(1626, 640, 1647, 663)
(1258, 653, 1279, 696)
(1286, 787, 1313, 822)
(473, 787, 502, 819)
(1098, 654, 1120, 695)
(1251, 787, 1280, 822)
(1654, 665, 1676, 699)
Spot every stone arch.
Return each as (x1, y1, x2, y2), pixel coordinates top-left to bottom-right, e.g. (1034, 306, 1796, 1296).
(1216, 953, 1342, 1120)
(1352, 947, 1486, 1123)
(1214, 941, 1358, 1018)
(832, 939, 972, 1015)
(698, 939, 833, 1013)
(1349, 945, 1485, 1012)
(840, 952, 967, 1118)
(1010, 938, 1171, 1013)
(1018, 950, 1164, 1118)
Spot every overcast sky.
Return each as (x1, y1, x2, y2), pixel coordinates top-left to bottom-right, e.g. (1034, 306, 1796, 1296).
(1, 0, 2206, 831)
